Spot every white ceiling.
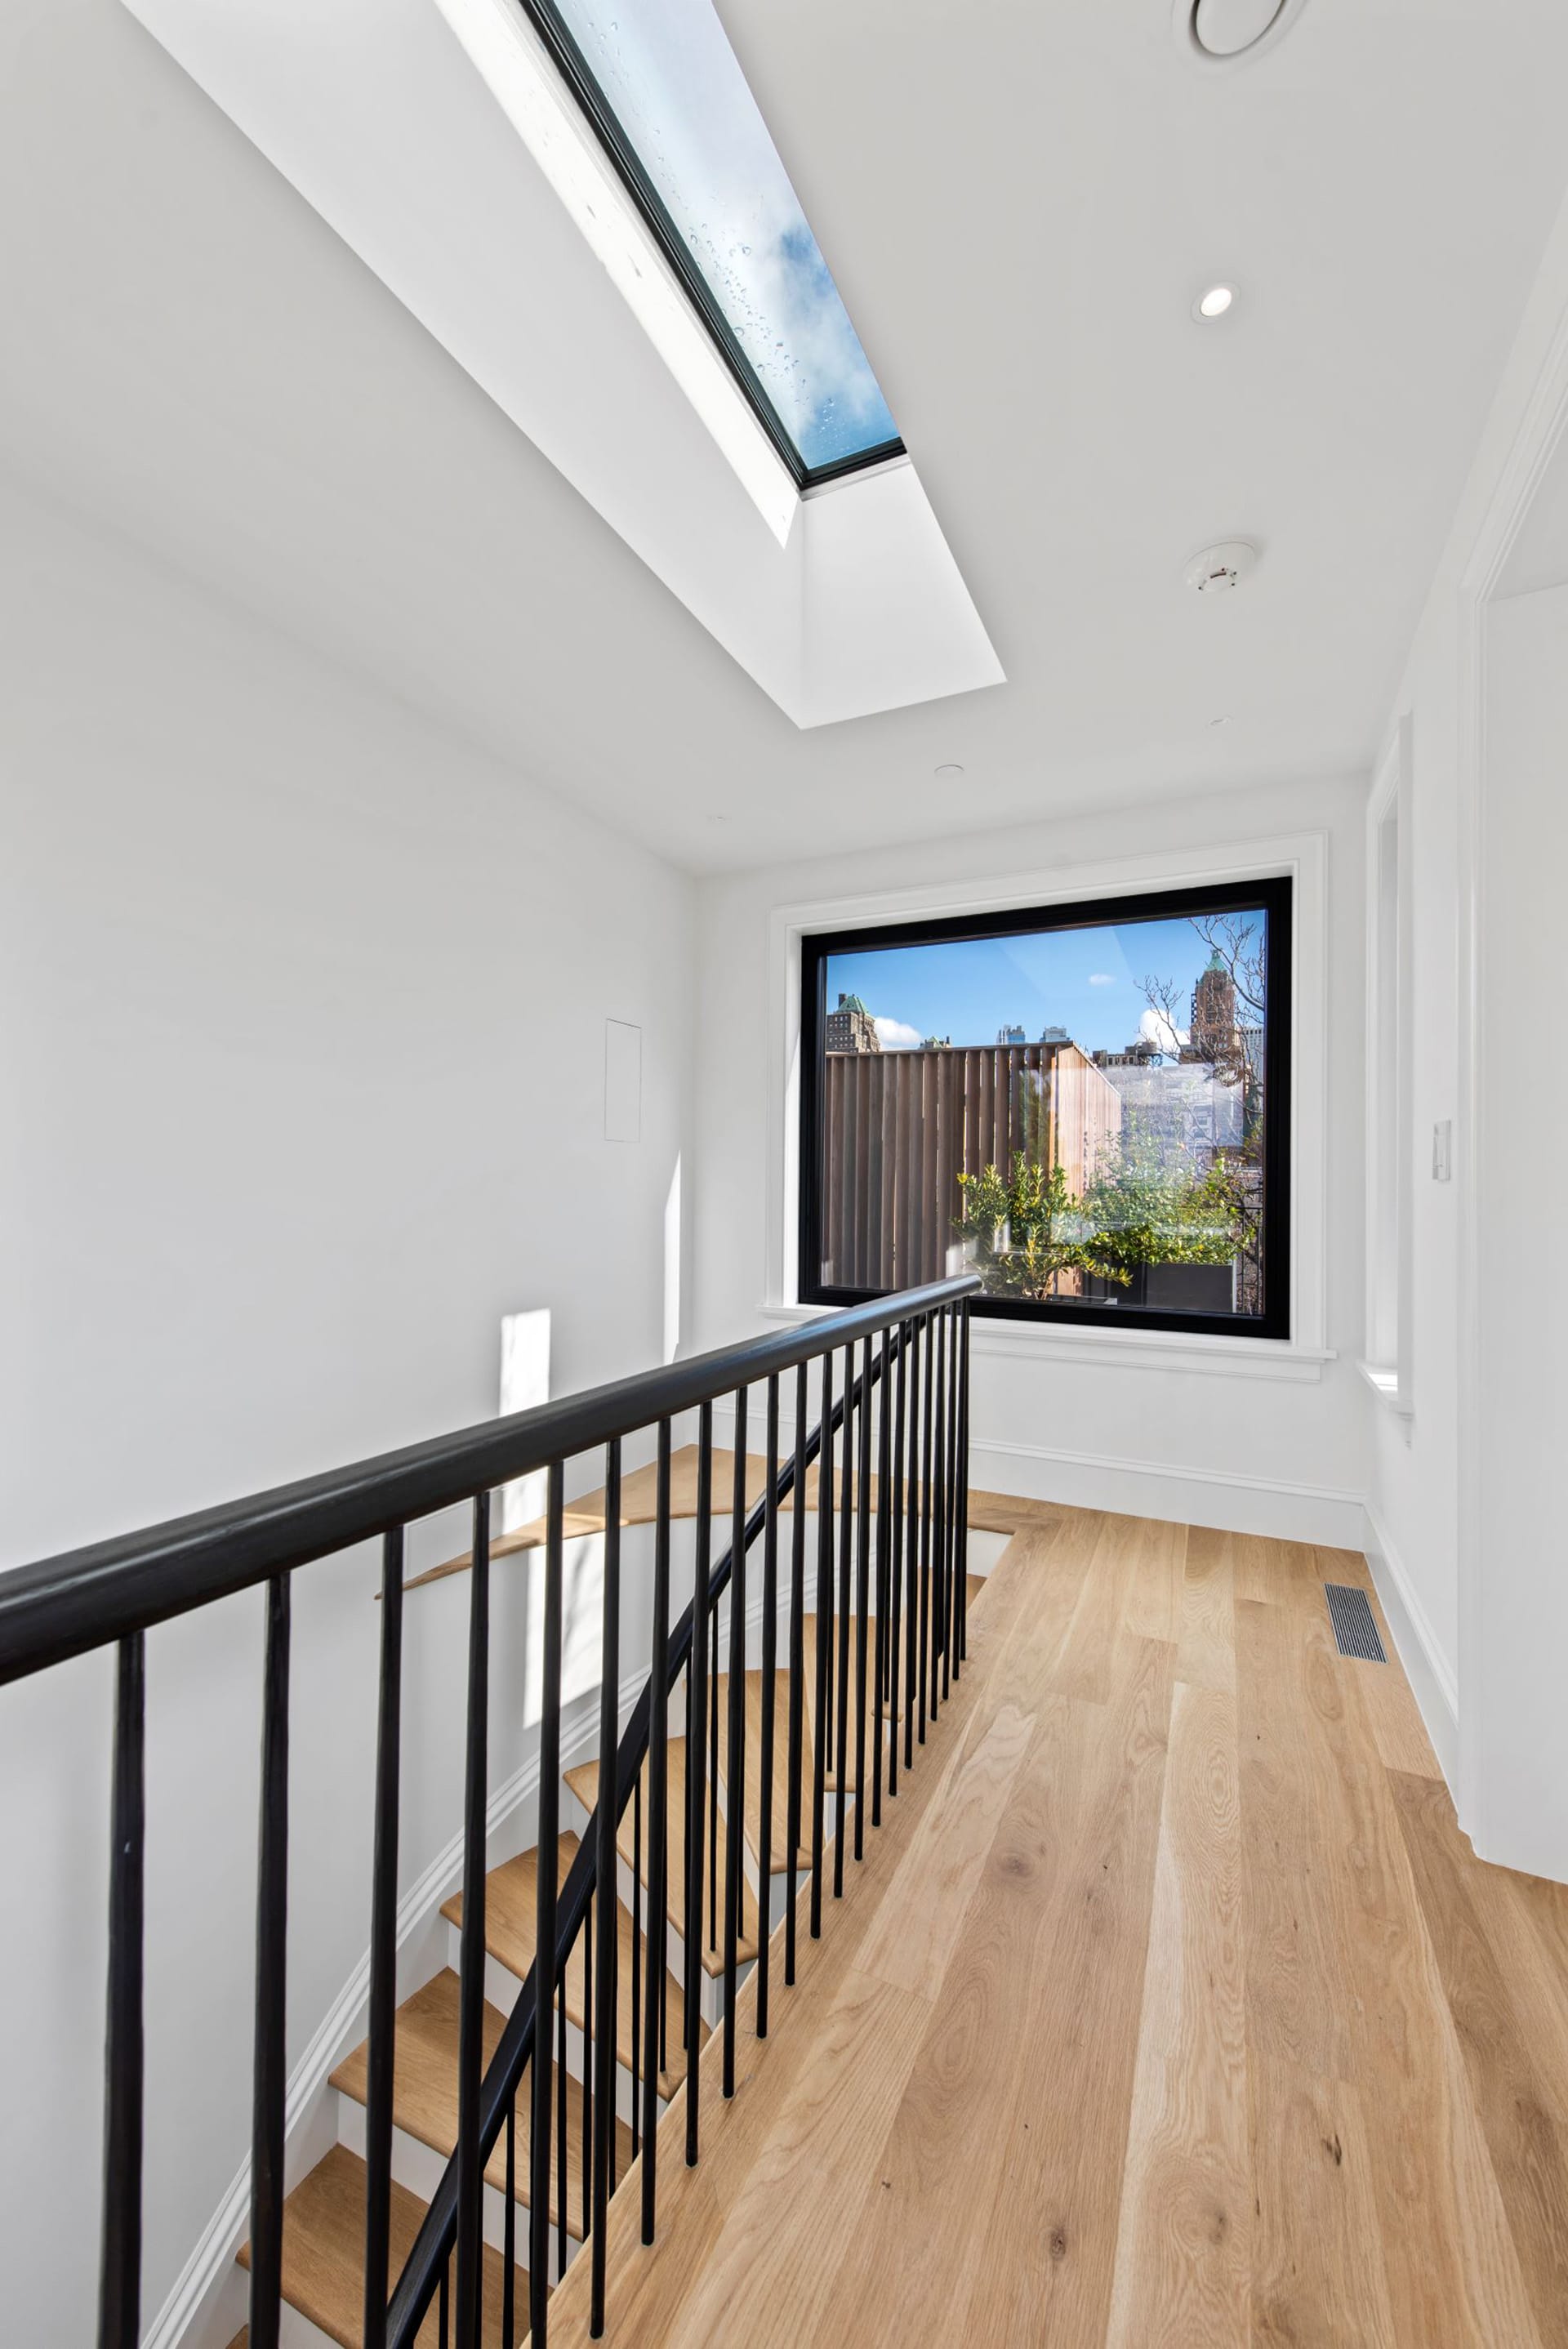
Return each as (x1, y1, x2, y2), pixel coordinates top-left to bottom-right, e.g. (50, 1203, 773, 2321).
(5, 0, 1568, 872)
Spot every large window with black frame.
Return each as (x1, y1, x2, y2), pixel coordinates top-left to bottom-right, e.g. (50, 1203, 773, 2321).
(800, 877, 1291, 1338)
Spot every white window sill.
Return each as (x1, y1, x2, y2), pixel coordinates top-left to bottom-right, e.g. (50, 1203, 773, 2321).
(1358, 1359, 1414, 1419)
(755, 1301, 1334, 1384)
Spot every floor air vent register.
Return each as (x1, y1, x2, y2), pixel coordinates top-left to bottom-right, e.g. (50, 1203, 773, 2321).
(1325, 1582, 1387, 1664)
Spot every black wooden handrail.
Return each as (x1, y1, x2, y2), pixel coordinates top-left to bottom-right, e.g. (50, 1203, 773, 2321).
(0, 1277, 976, 1685)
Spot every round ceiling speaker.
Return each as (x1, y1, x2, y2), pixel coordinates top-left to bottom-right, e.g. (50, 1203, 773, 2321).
(1183, 540, 1258, 595)
(1173, 0, 1304, 66)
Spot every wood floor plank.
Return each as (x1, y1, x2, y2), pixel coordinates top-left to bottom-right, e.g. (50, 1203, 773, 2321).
(855, 1696, 1035, 2000)
(652, 1970, 934, 2346)
(1392, 1771, 1568, 2345)
(964, 1634, 1175, 2345)
(1175, 1525, 1237, 1692)
(1121, 1513, 1189, 1645)
(1106, 1682, 1250, 2348)
(1298, 1615, 1544, 2344)
(1236, 1593, 1356, 2084)
(828, 1696, 1073, 2346)
(1247, 2061, 1398, 2347)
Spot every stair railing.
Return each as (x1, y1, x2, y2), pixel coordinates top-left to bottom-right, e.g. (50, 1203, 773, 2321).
(0, 1273, 976, 2349)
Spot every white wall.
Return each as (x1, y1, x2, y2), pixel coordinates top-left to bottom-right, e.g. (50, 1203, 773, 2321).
(0, 474, 695, 2345)
(690, 777, 1369, 1544)
(1362, 185, 1568, 1858)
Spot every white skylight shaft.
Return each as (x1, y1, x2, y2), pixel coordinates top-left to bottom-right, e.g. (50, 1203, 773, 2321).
(433, 0, 798, 541)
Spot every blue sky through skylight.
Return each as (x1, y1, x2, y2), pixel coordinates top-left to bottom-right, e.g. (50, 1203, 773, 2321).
(547, 0, 899, 471)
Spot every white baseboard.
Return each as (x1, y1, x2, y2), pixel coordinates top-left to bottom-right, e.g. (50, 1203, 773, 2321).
(710, 1404, 1364, 1549)
(1361, 1500, 1460, 1789)
(966, 1434, 1365, 1548)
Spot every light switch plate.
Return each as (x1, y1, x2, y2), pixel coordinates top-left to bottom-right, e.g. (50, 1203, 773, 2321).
(1432, 1118, 1452, 1181)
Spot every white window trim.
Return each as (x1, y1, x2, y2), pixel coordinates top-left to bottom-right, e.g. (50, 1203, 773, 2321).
(1362, 720, 1415, 1418)
(761, 828, 1332, 1383)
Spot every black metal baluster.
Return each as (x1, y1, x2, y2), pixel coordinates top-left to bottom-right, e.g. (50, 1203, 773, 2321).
(641, 1423, 671, 2241)
(934, 1306, 951, 1719)
(943, 1304, 960, 1695)
(947, 1303, 960, 1683)
(249, 1572, 291, 2349)
(919, 1314, 933, 1745)
(722, 1389, 747, 2095)
(581, 1898, 593, 2245)
(873, 1332, 892, 1827)
(707, 1602, 719, 1963)
(590, 1441, 621, 2333)
(630, 1770, 642, 2163)
(904, 1321, 920, 1772)
(98, 1631, 145, 2349)
(958, 1303, 972, 1664)
(833, 1342, 854, 1899)
(530, 1464, 564, 2347)
(853, 1333, 872, 1862)
(439, 2257, 449, 2349)
(556, 1954, 568, 2276)
(784, 1358, 808, 1987)
(363, 1530, 403, 2349)
(502, 2093, 516, 2349)
(684, 1406, 712, 2166)
(809, 1348, 833, 1940)
(456, 1493, 490, 2349)
(755, 1373, 779, 2035)
(889, 1327, 906, 1799)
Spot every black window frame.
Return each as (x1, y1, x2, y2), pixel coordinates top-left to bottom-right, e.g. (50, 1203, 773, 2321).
(514, 0, 906, 492)
(798, 875, 1294, 1339)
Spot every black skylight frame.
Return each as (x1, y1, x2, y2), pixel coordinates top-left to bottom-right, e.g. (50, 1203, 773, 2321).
(512, 0, 906, 492)
(798, 875, 1294, 1341)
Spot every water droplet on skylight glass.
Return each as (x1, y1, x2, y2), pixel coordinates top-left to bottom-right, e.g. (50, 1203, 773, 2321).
(547, 0, 899, 473)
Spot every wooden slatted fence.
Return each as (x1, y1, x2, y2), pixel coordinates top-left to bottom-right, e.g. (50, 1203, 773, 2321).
(820, 1041, 1122, 1291)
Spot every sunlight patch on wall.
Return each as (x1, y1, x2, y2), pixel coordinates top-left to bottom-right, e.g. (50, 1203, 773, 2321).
(498, 1306, 551, 1536)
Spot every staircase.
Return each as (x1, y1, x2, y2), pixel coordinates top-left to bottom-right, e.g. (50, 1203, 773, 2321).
(2, 1275, 977, 2349)
(225, 1463, 991, 2345)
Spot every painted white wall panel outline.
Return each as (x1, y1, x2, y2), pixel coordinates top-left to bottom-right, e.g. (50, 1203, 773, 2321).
(604, 1016, 643, 1142)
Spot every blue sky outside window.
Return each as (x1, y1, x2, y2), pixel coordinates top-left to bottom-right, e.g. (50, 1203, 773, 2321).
(535, 0, 901, 477)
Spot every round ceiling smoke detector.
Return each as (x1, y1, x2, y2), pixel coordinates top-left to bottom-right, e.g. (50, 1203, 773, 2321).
(1174, 0, 1306, 67)
(1184, 540, 1258, 595)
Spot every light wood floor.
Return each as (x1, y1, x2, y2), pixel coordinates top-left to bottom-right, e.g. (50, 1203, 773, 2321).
(544, 1502, 1568, 2347)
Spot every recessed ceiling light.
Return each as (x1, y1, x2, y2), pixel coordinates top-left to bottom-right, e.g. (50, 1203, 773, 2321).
(934, 763, 965, 780)
(1209, 715, 1233, 728)
(1174, 0, 1306, 66)
(1194, 283, 1236, 321)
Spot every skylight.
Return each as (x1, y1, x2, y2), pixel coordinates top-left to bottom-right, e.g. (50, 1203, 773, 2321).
(523, 0, 903, 485)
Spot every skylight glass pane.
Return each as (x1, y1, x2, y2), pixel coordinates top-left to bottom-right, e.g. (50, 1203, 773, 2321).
(545, 0, 900, 475)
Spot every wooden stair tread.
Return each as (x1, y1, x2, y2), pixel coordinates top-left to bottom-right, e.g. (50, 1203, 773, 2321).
(331, 1971, 630, 2241)
(442, 1834, 705, 2100)
(404, 1444, 1027, 1596)
(564, 1743, 762, 1972)
(710, 1668, 817, 1866)
(236, 2144, 526, 2347)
